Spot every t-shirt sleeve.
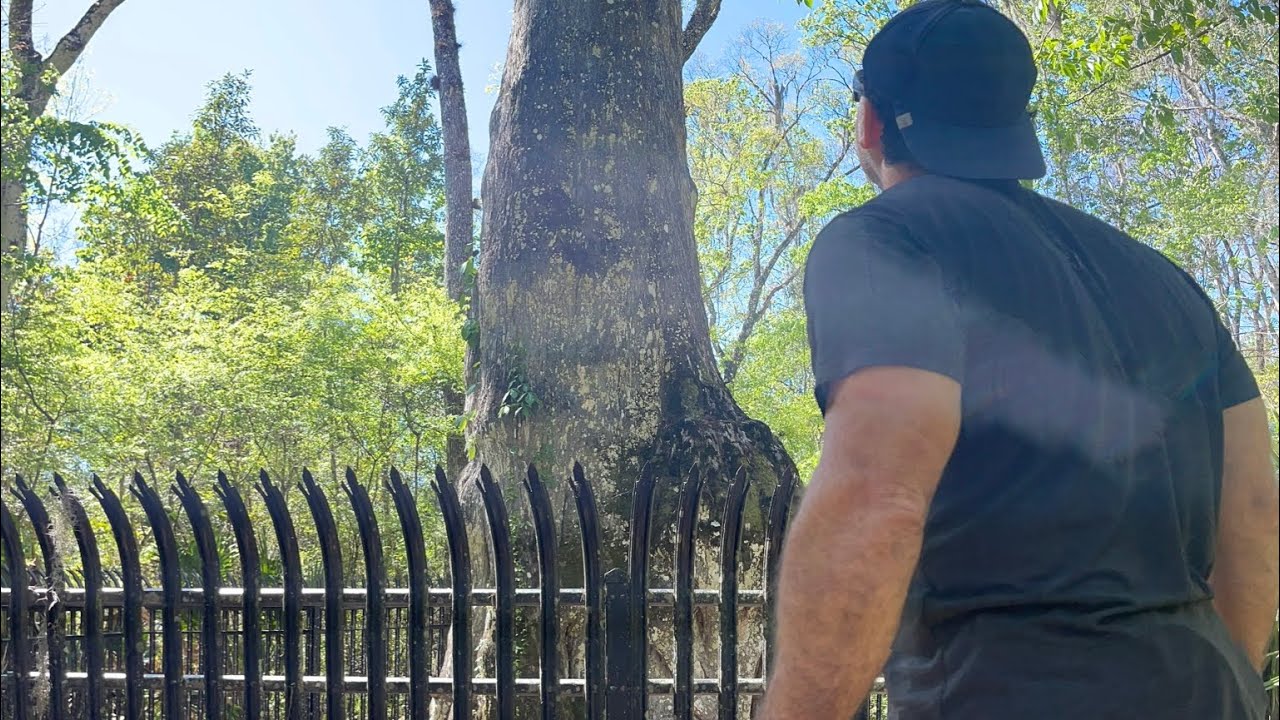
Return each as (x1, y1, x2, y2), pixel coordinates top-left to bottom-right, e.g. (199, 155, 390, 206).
(1164, 259, 1260, 410)
(1213, 316, 1260, 409)
(803, 210, 964, 414)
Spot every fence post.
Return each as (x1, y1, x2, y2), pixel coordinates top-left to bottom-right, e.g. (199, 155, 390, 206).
(14, 476, 65, 720)
(1, 497, 30, 720)
(605, 568, 642, 720)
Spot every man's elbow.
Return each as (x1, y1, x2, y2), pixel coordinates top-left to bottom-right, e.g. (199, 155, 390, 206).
(800, 471, 931, 549)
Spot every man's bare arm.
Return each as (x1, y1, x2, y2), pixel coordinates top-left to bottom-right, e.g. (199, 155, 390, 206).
(760, 366, 961, 719)
(1210, 397, 1279, 672)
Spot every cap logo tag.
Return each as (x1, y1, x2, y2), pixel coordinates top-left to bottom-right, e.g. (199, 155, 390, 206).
(896, 112, 914, 129)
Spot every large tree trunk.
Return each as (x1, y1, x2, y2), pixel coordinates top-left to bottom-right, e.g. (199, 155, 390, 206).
(464, 0, 795, 712)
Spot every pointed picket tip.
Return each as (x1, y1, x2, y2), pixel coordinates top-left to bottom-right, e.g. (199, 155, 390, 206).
(212, 469, 231, 501)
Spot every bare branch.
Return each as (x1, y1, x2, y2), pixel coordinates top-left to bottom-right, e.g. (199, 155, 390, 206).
(681, 0, 722, 64)
(45, 0, 127, 78)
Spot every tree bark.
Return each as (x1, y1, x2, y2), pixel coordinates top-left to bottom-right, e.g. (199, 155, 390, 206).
(474, 0, 792, 560)
(1, 0, 128, 309)
(1, 178, 27, 307)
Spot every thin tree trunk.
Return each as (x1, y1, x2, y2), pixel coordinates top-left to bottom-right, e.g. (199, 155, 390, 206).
(1, 178, 29, 308)
(428, 0, 472, 481)
(430, 0, 474, 301)
(425, 7, 480, 715)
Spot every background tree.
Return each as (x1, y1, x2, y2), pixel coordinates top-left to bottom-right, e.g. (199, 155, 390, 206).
(286, 127, 366, 271)
(427, 0, 474, 480)
(362, 62, 447, 294)
(1, 68, 463, 585)
(2, 0, 129, 308)
(686, 22, 870, 474)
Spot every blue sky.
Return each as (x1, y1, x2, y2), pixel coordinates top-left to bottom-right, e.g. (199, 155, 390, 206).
(36, 0, 810, 163)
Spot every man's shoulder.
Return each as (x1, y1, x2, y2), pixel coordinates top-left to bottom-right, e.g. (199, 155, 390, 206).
(1035, 193, 1202, 283)
(820, 176, 1012, 254)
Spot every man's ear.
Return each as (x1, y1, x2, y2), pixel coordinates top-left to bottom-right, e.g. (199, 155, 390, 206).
(856, 97, 883, 151)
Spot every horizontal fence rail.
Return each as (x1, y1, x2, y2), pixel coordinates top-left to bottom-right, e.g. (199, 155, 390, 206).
(0, 462, 901, 720)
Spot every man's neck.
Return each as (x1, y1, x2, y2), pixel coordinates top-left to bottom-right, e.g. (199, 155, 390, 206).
(878, 163, 925, 191)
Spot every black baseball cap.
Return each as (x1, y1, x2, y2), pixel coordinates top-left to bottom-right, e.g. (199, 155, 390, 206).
(853, 0, 1046, 180)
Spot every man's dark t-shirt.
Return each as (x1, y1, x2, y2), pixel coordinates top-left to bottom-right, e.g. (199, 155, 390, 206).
(803, 175, 1265, 719)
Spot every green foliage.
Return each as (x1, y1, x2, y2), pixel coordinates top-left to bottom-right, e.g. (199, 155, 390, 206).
(729, 308, 823, 476)
(1, 63, 460, 578)
(27, 118, 138, 206)
(0, 54, 34, 184)
(361, 61, 446, 292)
(498, 365, 540, 420)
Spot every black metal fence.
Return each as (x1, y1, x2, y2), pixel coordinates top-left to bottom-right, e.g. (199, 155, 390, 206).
(5, 462, 1278, 719)
(5, 462, 889, 720)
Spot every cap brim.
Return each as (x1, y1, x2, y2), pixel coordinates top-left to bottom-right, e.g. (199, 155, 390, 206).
(899, 111, 1046, 181)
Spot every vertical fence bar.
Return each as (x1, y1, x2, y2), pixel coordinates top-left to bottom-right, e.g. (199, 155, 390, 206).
(603, 569, 634, 720)
(342, 468, 386, 720)
(523, 465, 560, 719)
(673, 471, 703, 720)
(216, 471, 262, 720)
(131, 472, 182, 720)
(13, 476, 65, 720)
(0, 496, 30, 720)
(175, 471, 223, 720)
(718, 467, 751, 720)
(54, 473, 104, 720)
(89, 475, 143, 720)
(257, 470, 303, 720)
(477, 466, 515, 720)
(300, 469, 345, 720)
(628, 469, 659, 718)
(763, 465, 797, 679)
(431, 466, 472, 720)
(386, 468, 429, 720)
(305, 601, 320, 718)
(569, 463, 603, 720)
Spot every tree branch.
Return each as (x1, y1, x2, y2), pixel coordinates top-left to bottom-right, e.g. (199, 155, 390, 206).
(681, 0, 722, 64)
(45, 0, 127, 78)
(1064, 17, 1227, 109)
